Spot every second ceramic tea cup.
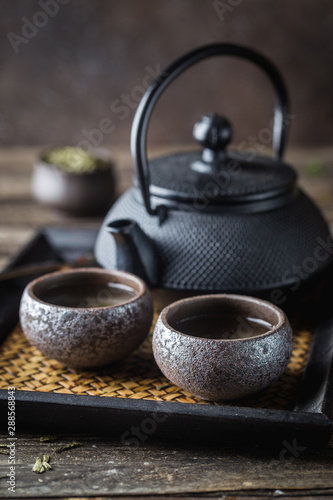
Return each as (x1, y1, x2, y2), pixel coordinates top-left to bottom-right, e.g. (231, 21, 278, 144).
(20, 268, 153, 368)
(152, 294, 293, 401)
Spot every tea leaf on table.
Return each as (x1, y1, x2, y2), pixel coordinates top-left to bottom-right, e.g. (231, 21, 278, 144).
(40, 435, 59, 442)
(52, 440, 82, 454)
(42, 455, 52, 470)
(32, 455, 52, 474)
(0, 475, 8, 480)
(32, 457, 45, 474)
(0, 448, 9, 455)
(38, 479, 44, 483)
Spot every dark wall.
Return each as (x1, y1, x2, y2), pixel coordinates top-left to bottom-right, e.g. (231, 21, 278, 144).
(0, 0, 332, 151)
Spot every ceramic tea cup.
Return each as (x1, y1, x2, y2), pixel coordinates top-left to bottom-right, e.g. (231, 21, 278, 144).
(20, 268, 153, 368)
(152, 294, 293, 401)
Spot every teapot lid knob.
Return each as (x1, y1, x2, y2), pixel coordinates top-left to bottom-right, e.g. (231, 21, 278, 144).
(193, 113, 233, 153)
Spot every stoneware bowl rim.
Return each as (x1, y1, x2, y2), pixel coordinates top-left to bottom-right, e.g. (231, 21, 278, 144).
(160, 293, 286, 342)
(26, 267, 146, 311)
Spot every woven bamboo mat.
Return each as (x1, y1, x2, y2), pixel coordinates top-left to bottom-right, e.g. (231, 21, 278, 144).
(0, 304, 311, 410)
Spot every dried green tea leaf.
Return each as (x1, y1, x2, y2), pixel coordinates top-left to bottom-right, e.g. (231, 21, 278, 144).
(42, 455, 52, 470)
(0, 475, 8, 480)
(52, 440, 82, 454)
(0, 444, 9, 448)
(38, 479, 43, 483)
(32, 457, 45, 474)
(0, 449, 9, 455)
(42, 147, 109, 174)
(40, 435, 59, 442)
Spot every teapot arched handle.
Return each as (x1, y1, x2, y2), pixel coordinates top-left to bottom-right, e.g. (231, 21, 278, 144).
(131, 43, 290, 218)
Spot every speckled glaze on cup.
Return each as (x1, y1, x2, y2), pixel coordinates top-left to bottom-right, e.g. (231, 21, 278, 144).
(20, 268, 153, 369)
(152, 294, 293, 401)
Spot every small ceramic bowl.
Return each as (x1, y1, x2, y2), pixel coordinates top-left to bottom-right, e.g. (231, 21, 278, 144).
(153, 294, 293, 401)
(32, 147, 116, 216)
(20, 268, 153, 368)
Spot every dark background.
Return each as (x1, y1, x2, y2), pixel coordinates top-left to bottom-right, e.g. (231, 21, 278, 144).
(0, 0, 332, 150)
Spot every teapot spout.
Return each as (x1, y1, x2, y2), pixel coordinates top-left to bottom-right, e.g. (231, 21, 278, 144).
(106, 219, 160, 287)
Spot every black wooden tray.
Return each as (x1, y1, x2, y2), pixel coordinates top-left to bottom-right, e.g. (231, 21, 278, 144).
(0, 227, 332, 447)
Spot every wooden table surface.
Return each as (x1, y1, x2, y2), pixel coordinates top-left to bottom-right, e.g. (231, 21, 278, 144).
(1, 146, 333, 499)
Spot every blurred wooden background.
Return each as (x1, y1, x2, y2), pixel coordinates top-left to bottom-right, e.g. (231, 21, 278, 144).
(0, 0, 333, 149)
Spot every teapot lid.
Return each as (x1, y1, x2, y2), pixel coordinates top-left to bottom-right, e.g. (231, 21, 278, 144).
(148, 113, 297, 207)
(131, 43, 295, 220)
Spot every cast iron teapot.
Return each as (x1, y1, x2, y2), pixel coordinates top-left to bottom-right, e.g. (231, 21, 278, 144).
(95, 43, 332, 295)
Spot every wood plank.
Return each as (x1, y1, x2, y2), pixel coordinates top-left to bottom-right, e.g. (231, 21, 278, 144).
(0, 202, 103, 229)
(0, 173, 31, 199)
(0, 434, 332, 497)
(0, 147, 40, 172)
(41, 496, 333, 500)
(0, 228, 35, 257)
(0, 257, 9, 271)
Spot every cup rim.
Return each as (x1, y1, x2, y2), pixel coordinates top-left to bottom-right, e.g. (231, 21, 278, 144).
(159, 294, 287, 342)
(26, 267, 146, 311)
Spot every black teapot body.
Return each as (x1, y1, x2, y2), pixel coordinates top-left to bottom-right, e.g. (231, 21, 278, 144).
(95, 44, 333, 310)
